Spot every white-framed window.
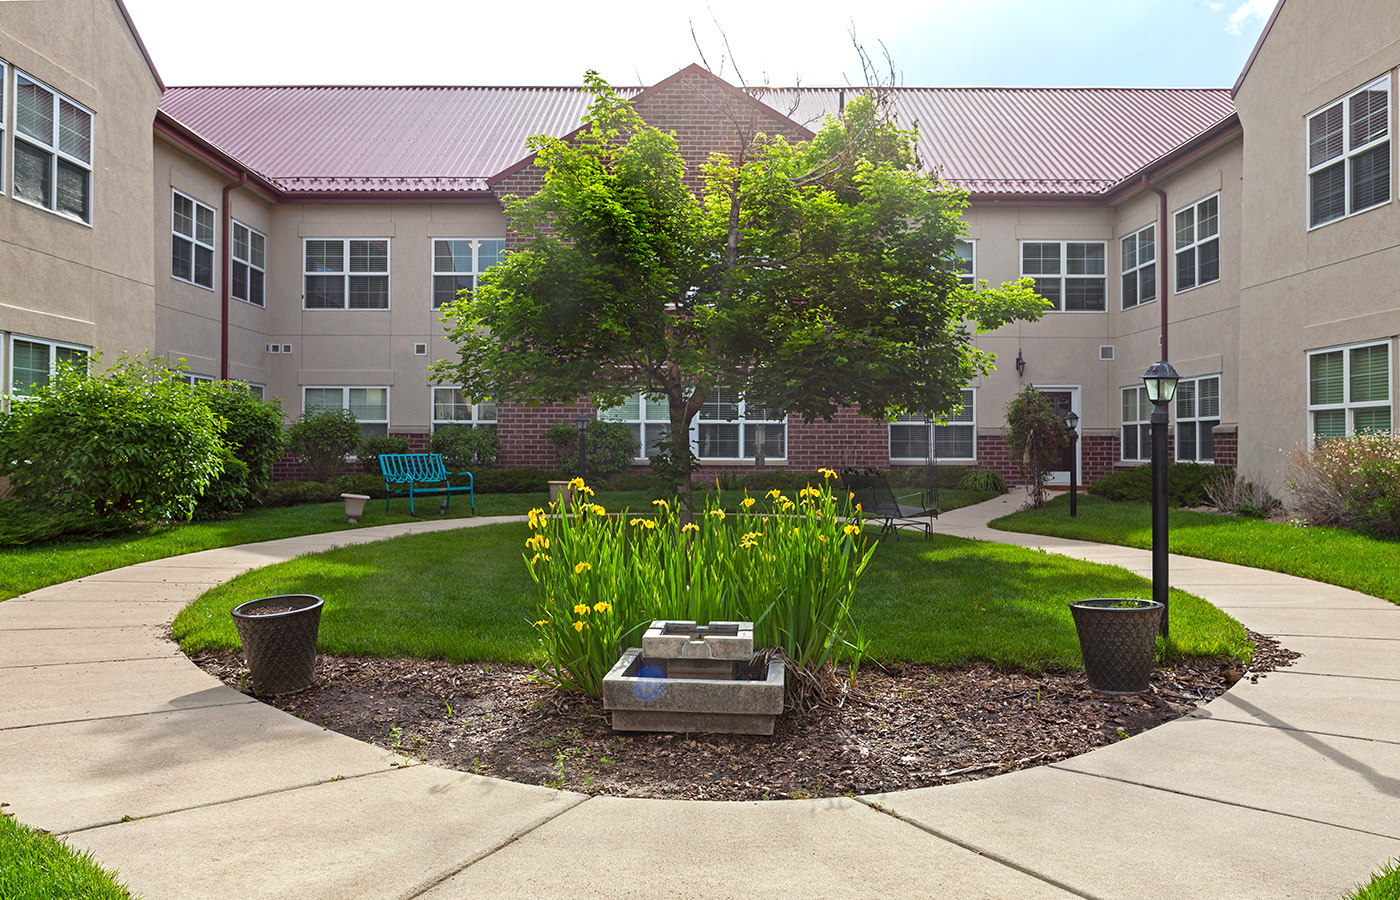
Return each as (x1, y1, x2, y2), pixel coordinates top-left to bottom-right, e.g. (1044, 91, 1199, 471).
(1175, 375, 1220, 462)
(1121, 385, 1152, 462)
(175, 373, 215, 386)
(8, 335, 89, 397)
(890, 389, 976, 461)
(432, 238, 506, 308)
(1309, 341, 1391, 439)
(304, 386, 389, 438)
(1021, 241, 1106, 311)
(304, 239, 390, 309)
(953, 240, 975, 285)
(696, 391, 786, 461)
(1308, 76, 1391, 228)
(1174, 195, 1220, 292)
(172, 190, 215, 289)
(13, 70, 92, 224)
(599, 393, 671, 459)
(1120, 224, 1156, 309)
(431, 387, 497, 431)
(243, 382, 265, 400)
(232, 221, 266, 307)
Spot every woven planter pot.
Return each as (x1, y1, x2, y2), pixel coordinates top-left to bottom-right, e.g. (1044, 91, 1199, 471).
(1069, 598, 1163, 694)
(230, 594, 324, 696)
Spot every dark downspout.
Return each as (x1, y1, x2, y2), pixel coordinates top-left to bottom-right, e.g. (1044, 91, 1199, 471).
(220, 173, 248, 380)
(1141, 174, 1169, 361)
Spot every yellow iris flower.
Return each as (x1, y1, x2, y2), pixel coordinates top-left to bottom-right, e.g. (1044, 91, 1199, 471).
(574, 561, 592, 575)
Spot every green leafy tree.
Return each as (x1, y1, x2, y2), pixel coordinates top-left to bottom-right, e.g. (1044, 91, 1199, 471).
(198, 382, 287, 493)
(437, 73, 1047, 489)
(1004, 386, 1069, 509)
(0, 354, 226, 522)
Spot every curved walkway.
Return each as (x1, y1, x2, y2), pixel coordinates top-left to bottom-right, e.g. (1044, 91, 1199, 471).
(1, 500, 1398, 899)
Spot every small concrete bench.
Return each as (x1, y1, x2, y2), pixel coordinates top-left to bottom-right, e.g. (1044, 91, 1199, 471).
(379, 452, 474, 515)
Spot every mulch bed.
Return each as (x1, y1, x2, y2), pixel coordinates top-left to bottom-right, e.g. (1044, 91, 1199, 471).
(191, 632, 1296, 801)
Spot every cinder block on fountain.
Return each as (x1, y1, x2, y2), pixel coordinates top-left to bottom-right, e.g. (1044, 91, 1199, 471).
(602, 620, 785, 735)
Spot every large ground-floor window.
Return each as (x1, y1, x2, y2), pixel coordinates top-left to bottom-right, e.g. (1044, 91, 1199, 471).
(431, 387, 496, 432)
(889, 389, 976, 461)
(304, 386, 389, 438)
(697, 391, 786, 461)
(598, 393, 670, 459)
(1121, 385, 1151, 462)
(1309, 340, 1391, 438)
(1176, 375, 1220, 462)
(8, 334, 89, 399)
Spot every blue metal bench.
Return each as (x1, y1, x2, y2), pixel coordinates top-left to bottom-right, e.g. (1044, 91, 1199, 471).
(378, 452, 474, 515)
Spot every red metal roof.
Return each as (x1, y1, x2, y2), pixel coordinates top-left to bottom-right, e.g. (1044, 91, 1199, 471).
(157, 82, 1234, 199)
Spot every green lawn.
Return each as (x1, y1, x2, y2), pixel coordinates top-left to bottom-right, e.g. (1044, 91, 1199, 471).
(1342, 858, 1400, 900)
(0, 486, 995, 606)
(991, 494, 1400, 607)
(0, 813, 135, 900)
(174, 521, 1250, 670)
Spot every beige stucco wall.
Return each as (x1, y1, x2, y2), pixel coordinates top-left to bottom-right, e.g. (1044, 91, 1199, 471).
(1234, 0, 1400, 483)
(0, 0, 161, 387)
(265, 201, 508, 429)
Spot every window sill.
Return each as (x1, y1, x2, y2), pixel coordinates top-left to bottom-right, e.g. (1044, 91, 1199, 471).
(1173, 279, 1220, 296)
(695, 459, 789, 467)
(1120, 299, 1158, 311)
(1307, 197, 1393, 232)
(13, 195, 92, 228)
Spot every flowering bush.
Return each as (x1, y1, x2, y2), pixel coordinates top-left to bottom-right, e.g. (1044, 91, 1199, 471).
(1287, 434, 1400, 536)
(525, 470, 875, 701)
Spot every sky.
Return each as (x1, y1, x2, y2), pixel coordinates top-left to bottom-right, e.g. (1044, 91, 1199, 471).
(120, 0, 1278, 89)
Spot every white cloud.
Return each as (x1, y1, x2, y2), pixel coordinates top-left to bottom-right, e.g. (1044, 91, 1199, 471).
(1226, 0, 1275, 36)
(1207, 2, 1225, 12)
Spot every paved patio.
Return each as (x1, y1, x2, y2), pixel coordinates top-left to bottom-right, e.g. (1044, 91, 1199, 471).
(1, 499, 1396, 899)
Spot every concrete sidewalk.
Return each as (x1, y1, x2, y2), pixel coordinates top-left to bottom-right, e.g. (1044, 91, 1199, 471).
(1, 501, 1397, 899)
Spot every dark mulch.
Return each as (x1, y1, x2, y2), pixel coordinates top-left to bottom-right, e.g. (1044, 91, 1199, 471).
(191, 632, 1296, 801)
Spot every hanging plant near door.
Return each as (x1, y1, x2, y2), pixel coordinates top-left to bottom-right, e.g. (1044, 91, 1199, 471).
(1004, 386, 1070, 509)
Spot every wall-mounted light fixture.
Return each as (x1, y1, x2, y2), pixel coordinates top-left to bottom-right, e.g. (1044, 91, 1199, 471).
(1015, 349, 1026, 378)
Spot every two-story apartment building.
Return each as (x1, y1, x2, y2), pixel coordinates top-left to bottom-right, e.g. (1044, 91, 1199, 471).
(0, 0, 1395, 493)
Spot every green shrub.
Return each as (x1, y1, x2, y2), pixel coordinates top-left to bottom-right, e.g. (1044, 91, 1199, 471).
(358, 435, 411, 476)
(332, 473, 388, 498)
(257, 480, 342, 507)
(0, 500, 141, 546)
(0, 354, 225, 523)
(287, 409, 360, 482)
(1288, 435, 1400, 537)
(474, 466, 551, 494)
(960, 469, 1008, 494)
(198, 382, 286, 492)
(1088, 462, 1221, 507)
(194, 451, 250, 519)
(1004, 387, 1068, 508)
(547, 419, 637, 478)
(430, 424, 500, 469)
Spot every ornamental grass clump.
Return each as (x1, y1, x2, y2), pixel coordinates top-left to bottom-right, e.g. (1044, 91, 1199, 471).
(1288, 434, 1400, 536)
(525, 471, 875, 706)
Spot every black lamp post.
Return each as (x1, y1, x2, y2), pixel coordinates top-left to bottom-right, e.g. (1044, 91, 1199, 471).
(576, 411, 589, 481)
(1142, 360, 1180, 639)
(1064, 410, 1079, 518)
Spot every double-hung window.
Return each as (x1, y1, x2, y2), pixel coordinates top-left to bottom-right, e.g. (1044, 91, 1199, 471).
(953, 240, 975, 285)
(1121, 386, 1151, 462)
(1174, 195, 1220, 291)
(1309, 342, 1391, 438)
(231, 222, 266, 306)
(431, 388, 497, 432)
(1175, 375, 1220, 462)
(1120, 224, 1156, 309)
(304, 239, 390, 309)
(599, 393, 671, 459)
(697, 391, 786, 461)
(304, 386, 389, 438)
(1022, 241, 1106, 311)
(890, 390, 976, 461)
(172, 190, 215, 289)
(9, 335, 88, 397)
(0, 60, 7, 194)
(432, 239, 506, 308)
(14, 70, 92, 223)
(1308, 76, 1391, 227)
